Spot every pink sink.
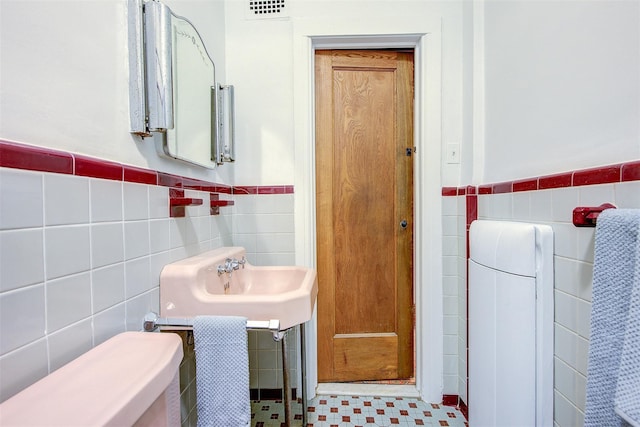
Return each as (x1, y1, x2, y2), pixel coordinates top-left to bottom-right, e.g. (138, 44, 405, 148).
(159, 247, 318, 330)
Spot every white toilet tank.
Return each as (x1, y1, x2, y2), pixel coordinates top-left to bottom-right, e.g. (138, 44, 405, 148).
(0, 332, 183, 426)
(468, 220, 554, 427)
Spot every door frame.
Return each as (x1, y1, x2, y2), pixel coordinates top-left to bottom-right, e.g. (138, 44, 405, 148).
(292, 17, 443, 403)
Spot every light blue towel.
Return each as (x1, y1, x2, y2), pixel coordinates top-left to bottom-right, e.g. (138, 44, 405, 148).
(584, 209, 640, 427)
(193, 316, 250, 427)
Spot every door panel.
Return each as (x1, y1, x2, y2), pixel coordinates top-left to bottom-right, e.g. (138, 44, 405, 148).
(315, 50, 414, 382)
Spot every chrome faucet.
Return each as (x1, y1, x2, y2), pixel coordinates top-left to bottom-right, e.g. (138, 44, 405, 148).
(217, 257, 246, 276)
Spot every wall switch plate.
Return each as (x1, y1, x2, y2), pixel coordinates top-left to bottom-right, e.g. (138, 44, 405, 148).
(446, 144, 460, 164)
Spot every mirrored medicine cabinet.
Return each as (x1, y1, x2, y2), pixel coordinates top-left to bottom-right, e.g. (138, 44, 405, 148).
(128, 0, 235, 169)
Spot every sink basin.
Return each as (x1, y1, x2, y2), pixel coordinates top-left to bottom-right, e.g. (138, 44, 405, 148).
(159, 247, 318, 330)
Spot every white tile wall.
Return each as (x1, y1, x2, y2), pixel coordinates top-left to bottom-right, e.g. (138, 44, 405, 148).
(233, 194, 297, 391)
(0, 168, 235, 402)
(441, 195, 463, 397)
(470, 181, 640, 427)
(0, 166, 297, 405)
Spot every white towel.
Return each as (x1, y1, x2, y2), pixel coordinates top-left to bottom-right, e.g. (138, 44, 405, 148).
(193, 316, 250, 427)
(584, 209, 640, 427)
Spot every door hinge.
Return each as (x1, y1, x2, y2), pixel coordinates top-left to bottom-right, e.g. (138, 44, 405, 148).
(405, 147, 416, 157)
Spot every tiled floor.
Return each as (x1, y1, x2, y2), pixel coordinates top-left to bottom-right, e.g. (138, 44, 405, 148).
(251, 395, 468, 426)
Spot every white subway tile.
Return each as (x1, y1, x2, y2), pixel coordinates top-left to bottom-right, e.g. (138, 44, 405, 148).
(256, 194, 294, 215)
(443, 374, 458, 394)
(576, 261, 594, 302)
(148, 185, 169, 219)
(575, 336, 589, 376)
(578, 183, 615, 207)
(44, 225, 90, 279)
(233, 234, 257, 253)
(124, 220, 150, 260)
(254, 214, 294, 234)
(149, 219, 171, 253)
(257, 369, 278, 389)
(441, 196, 458, 216)
(615, 181, 640, 208)
(554, 257, 579, 297)
(576, 299, 591, 339)
(443, 354, 458, 375)
(46, 272, 91, 332)
(443, 296, 458, 316)
(0, 169, 43, 230)
(0, 284, 46, 355)
(555, 290, 578, 332)
(47, 319, 92, 372)
(555, 390, 580, 426)
(443, 315, 458, 335)
(551, 187, 579, 223)
(233, 196, 257, 215)
(552, 223, 578, 260)
(554, 357, 583, 410)
(123, 182, 148, 220)
(443, 334, 457, 355)
(125, 290, 157, 331)
(91, 223, 124, 268)
(195, 216, 212, 242)
(149, 251, 171, 290)
(93, 303, 126, 346)
(554, 324, 578, 369)
(443, 276, 457, 297)
(254, 252, 294, 266)
(512, 191, 531, 220)
(44, 174, 89, 226)
(442, 236, 458, 256)
(91, 263, 125, 313)
(125, 256, 151, 298)
(442, 255, 458, 276)
(0, 339, 48, 402)
(442, 215, 458, 236)
(256, 233, 294, 253)
(529, 188, 554, 222)
(0, 229, 44, 292)
(90, 179, 123, 223)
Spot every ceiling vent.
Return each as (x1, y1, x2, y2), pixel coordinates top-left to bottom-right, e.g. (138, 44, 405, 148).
(247, 0, 288, 19)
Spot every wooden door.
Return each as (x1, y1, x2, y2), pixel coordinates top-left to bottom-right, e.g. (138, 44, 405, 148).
(315, 50, 414, 382)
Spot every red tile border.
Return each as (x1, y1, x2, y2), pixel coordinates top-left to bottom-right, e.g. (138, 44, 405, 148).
(443, 160, 639, 197)
(512, 178, 537, 192)
(123, 165, 157, 185)
(572, 164, 622, 187)
(0, 140, 294, 196)
(538, 172, 572, 190)
(0, 140, 73, 174)
(622, 161, 640, 182)
(492, 181, 513, 194)
(441, 395, 458, 407)
(74, 155, 123, 181)
(441, 187, 458, 196)
(478, 185, 492, 195)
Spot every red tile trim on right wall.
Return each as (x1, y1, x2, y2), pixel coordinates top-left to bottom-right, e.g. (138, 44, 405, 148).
(441, 159, 640, 411)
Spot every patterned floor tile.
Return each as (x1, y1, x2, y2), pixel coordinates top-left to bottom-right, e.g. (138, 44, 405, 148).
(251, 395, 467, 426)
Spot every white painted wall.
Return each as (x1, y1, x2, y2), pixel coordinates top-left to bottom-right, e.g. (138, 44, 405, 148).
(224, 0, 466, 186)
(482, 0, 640, 184)
(0, 0, 230, 183)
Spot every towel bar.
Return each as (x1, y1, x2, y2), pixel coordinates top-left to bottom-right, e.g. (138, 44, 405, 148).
(143, 312, 283, 340)
(143, 312, 305, 427)
(573, 203, 617, 227)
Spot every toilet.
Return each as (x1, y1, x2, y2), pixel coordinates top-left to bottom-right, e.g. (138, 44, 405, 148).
(0, 332, 183, 426)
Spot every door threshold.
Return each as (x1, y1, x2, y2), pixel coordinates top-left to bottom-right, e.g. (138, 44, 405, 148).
(317, 383, 420, 398)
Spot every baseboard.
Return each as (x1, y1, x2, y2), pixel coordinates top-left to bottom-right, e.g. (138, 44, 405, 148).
(442, 394, 468, 420)
(250, 388, 298, 401)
